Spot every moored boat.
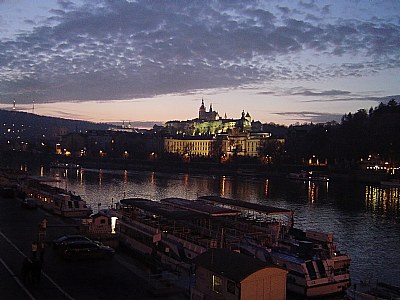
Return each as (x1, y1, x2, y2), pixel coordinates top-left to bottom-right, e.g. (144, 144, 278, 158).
(50, 162, 81, 170)
(287, 170, 329, 182)
(287, 170, 310, 181)
(111, 195, 350, 297)
(199, 196, 349, 298)
(19, 179, 92, 218)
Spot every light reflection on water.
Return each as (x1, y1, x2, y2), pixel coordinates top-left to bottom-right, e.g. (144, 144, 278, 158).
(33, 166, 400, 287)
(365, 185, 400, 216)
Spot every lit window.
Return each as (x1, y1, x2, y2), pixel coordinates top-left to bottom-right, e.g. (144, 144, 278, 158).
(212, 275, 223, 294)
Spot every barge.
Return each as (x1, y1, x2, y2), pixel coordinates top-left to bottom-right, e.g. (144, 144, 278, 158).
(19, 179, 92, 218)
(112, 195, 350, 297)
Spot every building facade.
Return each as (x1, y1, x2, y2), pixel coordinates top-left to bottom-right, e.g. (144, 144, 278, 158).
(164, 137, 215, 157)
(222, 131, 271, 158)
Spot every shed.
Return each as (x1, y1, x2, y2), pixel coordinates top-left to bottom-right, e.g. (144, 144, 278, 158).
(191, 249, 286, 300)
(81, 212, 112, 237)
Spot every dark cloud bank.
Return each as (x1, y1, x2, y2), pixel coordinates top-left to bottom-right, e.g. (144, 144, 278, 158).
(0, 0, 399, 105)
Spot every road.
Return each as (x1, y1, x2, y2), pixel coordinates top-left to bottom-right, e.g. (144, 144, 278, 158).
(0, 193, 188, 300)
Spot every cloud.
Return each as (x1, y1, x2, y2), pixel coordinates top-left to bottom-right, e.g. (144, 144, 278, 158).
(274, 111, 343, 123)
(301, 94, 400, 104)
(0, 0, 399, 104)
(290, 89, 351, 97)
(274, 94, 400, 124)
(283, 86, 399, 104)
(256, 91, 275, 95)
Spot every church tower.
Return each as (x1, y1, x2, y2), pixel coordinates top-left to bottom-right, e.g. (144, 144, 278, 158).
(199, 98, 206, 120)
(245, 112, 251, 123)
(199, 98, 219, 121)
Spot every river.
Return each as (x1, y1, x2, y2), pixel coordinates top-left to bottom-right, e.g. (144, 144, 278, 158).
(12, 161, 400, 287)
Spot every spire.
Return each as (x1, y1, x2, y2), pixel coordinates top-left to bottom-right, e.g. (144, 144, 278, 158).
(200, 98, 205, 110)
(209, 103, 212, 112)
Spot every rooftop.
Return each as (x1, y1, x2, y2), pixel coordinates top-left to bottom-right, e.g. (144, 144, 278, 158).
(193, 249, 279, 282)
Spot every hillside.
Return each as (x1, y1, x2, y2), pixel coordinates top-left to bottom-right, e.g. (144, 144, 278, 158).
(0, 109, 110, 143)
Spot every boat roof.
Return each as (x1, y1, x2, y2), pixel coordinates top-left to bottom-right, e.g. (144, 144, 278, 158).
(27, 175, 61, 182)
(119, 198, 203, 220)
(161, 197, 241, 217)
(194, 249, 283, 282)
(272, 251, 305, 264)
(198, 195, 293, 216)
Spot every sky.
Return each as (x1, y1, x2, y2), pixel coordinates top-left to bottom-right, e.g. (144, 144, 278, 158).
(0, 0, 399, 127)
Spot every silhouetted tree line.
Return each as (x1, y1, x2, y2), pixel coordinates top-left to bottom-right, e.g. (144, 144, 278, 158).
(284, 99, 400, 167)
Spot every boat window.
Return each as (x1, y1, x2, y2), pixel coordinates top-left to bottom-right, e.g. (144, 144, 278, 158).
(74, 201, 79, 208)
(305, 261, 317, 280)
(315, 260, 326, 277)
(227, 280, 235, 295)
(212, 275, 223, 294)
(68, 201, 73, 209)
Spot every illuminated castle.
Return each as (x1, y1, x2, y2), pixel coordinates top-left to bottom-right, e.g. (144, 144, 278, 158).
(196, 99, 251, 134)
(165, 99, 253, 136)
(164, 99, 275, 159)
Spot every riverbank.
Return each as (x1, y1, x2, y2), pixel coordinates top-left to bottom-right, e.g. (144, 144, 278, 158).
(1, 150, 387, 184)
(0, 190, 189, 299)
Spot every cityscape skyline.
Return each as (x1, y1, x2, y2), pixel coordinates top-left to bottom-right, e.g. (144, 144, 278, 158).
(0, 0, 399, 126)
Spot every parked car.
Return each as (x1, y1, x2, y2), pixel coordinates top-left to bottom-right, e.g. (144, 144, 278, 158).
(60, 240, 115, 260)
(21, 198, 38, 209)
(53, 235, 93, 249)
(0, 187, 15, 198)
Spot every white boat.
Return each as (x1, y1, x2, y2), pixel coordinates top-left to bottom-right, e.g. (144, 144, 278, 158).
(269, 230, 350, 297)
(287, 170, 310, 180)
(50, 162, 81, 170)
(200, 196, 349, 298)
(111, 195, 350, 298)
(309, 171, 329, 182)
(19, 180, 92, 218)
(287, 170, 329, 182)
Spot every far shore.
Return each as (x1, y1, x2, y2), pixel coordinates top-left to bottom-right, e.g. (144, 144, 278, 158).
(1, 150, 387, 184)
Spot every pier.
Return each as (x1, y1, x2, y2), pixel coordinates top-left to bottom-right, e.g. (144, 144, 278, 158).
(0, 193, 188, 299)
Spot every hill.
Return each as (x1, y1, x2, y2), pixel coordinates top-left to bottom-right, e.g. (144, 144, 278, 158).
(0, 109, 110, 147)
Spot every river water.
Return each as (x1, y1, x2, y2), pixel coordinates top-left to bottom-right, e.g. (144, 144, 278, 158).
(13, 162, 400, 287)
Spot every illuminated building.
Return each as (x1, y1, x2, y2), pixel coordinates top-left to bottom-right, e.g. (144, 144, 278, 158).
(222, 130, 271, 158)
(163, 99, 275, 159)
(164, 137, 215, 157)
